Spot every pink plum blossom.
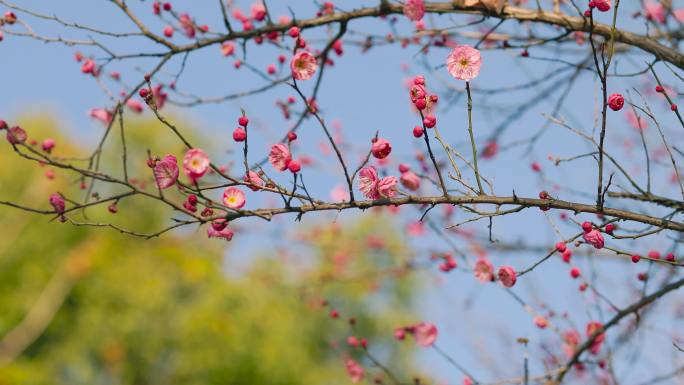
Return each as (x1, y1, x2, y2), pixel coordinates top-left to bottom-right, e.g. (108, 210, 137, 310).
(376, 176, 398, 198)
(403, 0, 425, 21)
(413, 322, 438, 347)
(81, 59, 96, 74)
(644, 1, 665, 24)
(562, 329, 581, 357)
(207, 226, 234, 241)
(223, 187, 246, 209)
(400, 171, 420, 191)
(330, 185, 350, 202)
(154, 154, 179, 189)
(152, 84, 168, 109)
(626, 110, 648, 130)
(583, 229, 605, 249)
(269, 143, 292, 171)
(674, 9, 684, 22)
(89, 108, 113, 124)
(6, 125, 26, 144)
(126, 99, 144, 114)
(497, 266, 517, 288)
(183, 148, 211, 181)
(345, 358, 364, 383)
(446, 45, 482, 81)
(358, 166, 397, 199)
(359, 166, 380, 199)
(250, 2, 266, 21)
(586, 321, 605, 355)
(244, 170, 265, 191)
(290, 51, 318, 80)
(474, 257, 494, 282)
(533, 316, 548, 329)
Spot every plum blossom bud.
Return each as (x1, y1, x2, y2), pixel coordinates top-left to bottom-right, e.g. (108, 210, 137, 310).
(413, 322, 438, 347)
(607, 93, 624, 111)
(583, 229, 605, 249)
(6, 125, 27, 144)
(533, 316, 548, 329)
(41, 138, 55, 153)
(49, 193, 65, 214)
(400, 171, 420, 191)
(288, 26, 300, 38)
(371, 138, 392, 159)
(594, 0, 611, 12)
(497, 266, 517, 288)
(474, 258, 494, 282)
(233, 127, 247, 142)
(268, 143, 291, 171)
(288, 159, 301, 173)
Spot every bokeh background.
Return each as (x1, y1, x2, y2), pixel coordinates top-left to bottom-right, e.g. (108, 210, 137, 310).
(1, 1, 684, 384)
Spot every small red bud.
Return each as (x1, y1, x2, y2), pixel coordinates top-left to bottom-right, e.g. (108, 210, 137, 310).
(147, 157, 158, 168)
(531, 162, 541, 172)
(570, 267, 581, 279)
(562, 249, 572, 263)
(163, 26, 174, 38)
(288, 26, 300, 38)
(233, 127, 246, 142)
(212, 219, 228, 231)
(423, 115, 436, 128)
(555, 242, 567, 252)
(288, 160, 301, 173)
(187, 194, 198, 205)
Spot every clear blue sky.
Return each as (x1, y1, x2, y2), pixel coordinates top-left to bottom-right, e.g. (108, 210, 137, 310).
(1, 1, 683, 383)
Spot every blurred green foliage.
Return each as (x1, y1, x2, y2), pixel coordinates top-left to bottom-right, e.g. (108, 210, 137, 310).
(0, 117, 421, 385)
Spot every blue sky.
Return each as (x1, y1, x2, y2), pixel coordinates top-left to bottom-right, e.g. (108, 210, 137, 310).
(2, 1, 684, 383)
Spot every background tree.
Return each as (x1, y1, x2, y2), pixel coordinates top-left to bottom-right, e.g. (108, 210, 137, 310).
(0, 118, 421, 385)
